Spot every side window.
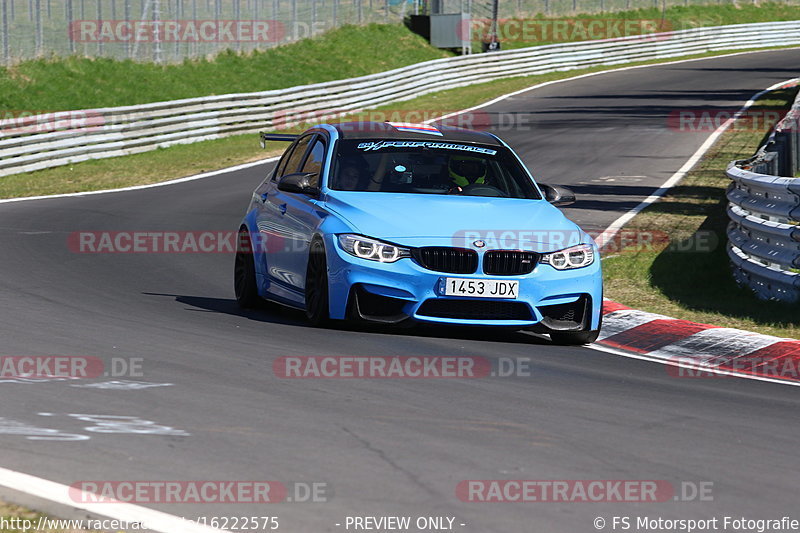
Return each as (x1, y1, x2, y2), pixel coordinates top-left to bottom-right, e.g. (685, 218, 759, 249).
(281, 135, 313, 177)
(273, 144, 296, 181)
(300, 139, 326, 187)
(273, 135, 312, 181)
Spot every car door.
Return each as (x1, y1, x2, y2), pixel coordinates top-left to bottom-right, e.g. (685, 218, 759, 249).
(260, 133, 328, 300)
(254, 134, 313, 302)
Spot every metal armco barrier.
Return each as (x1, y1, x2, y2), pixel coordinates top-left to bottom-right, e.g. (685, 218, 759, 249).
(2, 21, 800, 179)
(726, 89, 800, 303)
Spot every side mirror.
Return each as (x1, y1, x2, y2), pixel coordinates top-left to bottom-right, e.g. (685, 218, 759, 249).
(539, 183, 576, 207)
(278, 172, 319, 196)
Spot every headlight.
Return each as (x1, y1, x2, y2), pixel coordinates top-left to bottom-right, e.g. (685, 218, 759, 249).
(541, 244, 595, 270)
(338, 234, 411, 263)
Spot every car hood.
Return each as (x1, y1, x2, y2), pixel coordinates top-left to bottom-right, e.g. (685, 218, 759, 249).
(324, 192, 589, 252)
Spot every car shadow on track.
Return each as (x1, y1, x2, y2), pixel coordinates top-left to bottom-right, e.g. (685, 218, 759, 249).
(143, 292, 306, 326)
(144, 292, 553, 346)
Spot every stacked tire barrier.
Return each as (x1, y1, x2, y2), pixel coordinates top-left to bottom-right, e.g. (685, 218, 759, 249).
(726, 88, 800, 303)
(2, 21, 800, 179)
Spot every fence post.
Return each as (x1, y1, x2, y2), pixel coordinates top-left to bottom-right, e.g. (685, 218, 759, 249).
(191, 0, 197, 57)
(234, 0, 241, 50)
(1, 0, 8, 65)
(34, 0, 42, 56)
(153, 0, 163, 62)
(124, 0, 130, 58)
(794, 115, 800, 177)
(291, 0, 297, 40)
(67, 0, 74, 54)
(175, 0, 182, 61)
(96, 0, 102, 56)
(270, 0, 278, 47)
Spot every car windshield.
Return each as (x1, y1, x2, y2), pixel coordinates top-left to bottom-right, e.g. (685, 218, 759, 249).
(328, 139, 542, 199)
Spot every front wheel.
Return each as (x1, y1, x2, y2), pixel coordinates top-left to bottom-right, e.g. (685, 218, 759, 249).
(305, 239, 330, 326)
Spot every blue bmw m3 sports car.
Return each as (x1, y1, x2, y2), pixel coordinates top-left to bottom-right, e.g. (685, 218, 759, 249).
(234, 121, 602, 344)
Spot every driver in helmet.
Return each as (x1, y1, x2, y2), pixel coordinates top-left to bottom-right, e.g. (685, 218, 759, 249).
(449, 155, 488, 190)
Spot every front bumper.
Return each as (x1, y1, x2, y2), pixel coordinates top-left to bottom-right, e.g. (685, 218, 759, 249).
(325, 235, 603, 330)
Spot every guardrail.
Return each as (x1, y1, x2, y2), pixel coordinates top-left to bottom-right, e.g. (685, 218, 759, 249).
(2, 20, 800, 178)
(726, 88, 800, 303)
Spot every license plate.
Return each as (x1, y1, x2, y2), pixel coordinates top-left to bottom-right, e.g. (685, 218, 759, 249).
(444, 278, 519, 299)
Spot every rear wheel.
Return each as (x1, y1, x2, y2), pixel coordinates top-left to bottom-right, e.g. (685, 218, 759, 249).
(305, 239, 330, 326)
(234, 227, 260, 309)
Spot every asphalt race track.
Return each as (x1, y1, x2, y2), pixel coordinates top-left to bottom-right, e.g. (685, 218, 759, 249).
(1, 49, 799, 532)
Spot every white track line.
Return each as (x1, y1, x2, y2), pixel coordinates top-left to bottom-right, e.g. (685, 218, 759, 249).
(0, 156, 279, 205)
(0, 466, 224, 532)
(1, 46, 799, 527)
(594, 75, 800, 248)
(586, 74, 800, 377)
(588, 342, 800, 388)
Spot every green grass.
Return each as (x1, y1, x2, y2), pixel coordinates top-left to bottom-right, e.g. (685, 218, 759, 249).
(602, 86, 800, 339)
(4, 45, 796, 200)
(0, 134, 285, 198)
(2, 44, 799, 201)
(481, 3, 800, 49)
(0, 24, 451, 111)
(2, 4, 800, 111)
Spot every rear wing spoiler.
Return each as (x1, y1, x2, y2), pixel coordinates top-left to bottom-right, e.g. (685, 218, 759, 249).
(259, 132, 298, 149)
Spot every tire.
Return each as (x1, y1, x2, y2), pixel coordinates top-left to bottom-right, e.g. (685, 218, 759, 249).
(305, 238, 330, 326)
(234, 227, 261, 309)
